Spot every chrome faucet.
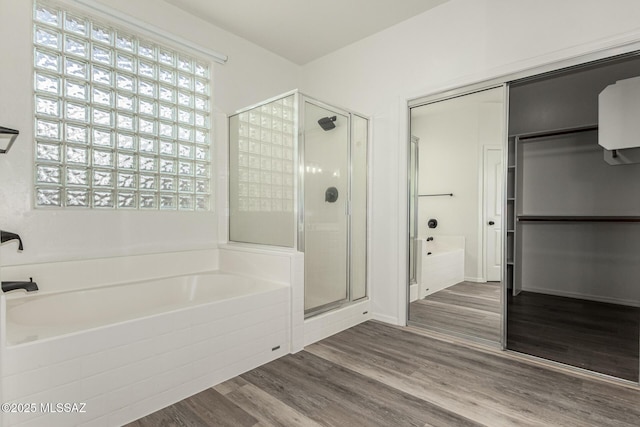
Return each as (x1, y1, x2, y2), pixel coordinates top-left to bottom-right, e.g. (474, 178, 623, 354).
(1, 230, 23, 251)
(2, 278, 38, 293)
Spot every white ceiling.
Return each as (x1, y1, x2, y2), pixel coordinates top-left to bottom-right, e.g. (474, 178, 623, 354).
(162, 0, 449, 65)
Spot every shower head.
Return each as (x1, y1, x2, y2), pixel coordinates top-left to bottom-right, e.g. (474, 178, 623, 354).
(318, 116, 337, 131)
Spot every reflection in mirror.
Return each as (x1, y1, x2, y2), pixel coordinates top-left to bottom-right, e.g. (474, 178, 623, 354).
(408, 87, 505, 345)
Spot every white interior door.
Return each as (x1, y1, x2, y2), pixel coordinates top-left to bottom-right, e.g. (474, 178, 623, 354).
(484, 146, 503, 282)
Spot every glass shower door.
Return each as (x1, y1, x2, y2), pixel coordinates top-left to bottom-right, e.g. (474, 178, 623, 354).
(303, 102, 349, 313)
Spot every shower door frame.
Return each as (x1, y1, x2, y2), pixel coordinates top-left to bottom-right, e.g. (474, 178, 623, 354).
(299, 94, 370, 318)
(227, 90, 370, 319)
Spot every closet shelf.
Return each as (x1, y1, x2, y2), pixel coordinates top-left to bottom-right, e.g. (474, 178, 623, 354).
(517, 215, 640, 222)
(515, 124, 598, 141)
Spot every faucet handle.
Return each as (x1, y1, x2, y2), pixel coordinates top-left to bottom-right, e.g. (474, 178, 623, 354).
(1, 230, 23, 251)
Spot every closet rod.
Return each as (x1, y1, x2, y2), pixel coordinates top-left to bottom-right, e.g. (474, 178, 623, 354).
(419, 193, 453, 197)
(518, 215, 640, 222)
(517, 124, 598, 141)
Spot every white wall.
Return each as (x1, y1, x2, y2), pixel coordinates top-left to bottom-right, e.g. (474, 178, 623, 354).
(0, 0, 300, 268)
(300, 0, 640, 324)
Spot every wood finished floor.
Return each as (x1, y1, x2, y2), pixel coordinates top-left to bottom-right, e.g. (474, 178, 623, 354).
(507, 291, 640, 381)
(127, 321, 640, 427)
(409, 281, 501, 343)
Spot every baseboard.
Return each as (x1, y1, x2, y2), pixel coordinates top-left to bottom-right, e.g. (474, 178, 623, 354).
(465, 276, 486, 283)
(523, 286, 640, 307)
(371, 312, 402, 326)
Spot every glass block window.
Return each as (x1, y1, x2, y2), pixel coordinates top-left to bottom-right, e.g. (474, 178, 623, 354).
(33, 1, 211, 210)
(234, 96, 295, 213)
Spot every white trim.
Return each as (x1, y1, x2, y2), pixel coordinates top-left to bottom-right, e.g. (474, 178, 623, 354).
(397, 96, 409, 327)
(62, 0, 228, 64)
(372, 312, 401, 326)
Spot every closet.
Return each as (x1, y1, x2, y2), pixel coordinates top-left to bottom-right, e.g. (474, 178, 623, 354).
(506, 54, 640, 382)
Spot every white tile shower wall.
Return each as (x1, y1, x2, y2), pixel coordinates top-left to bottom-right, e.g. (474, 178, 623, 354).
(0, 285, 289, 427)
(1, 249, 218, 294)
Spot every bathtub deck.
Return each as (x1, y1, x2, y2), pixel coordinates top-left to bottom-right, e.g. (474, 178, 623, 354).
(127, 321, 640, 427)
(409, 281, 501, 343)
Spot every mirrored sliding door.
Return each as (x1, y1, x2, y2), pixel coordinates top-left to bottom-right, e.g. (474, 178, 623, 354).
(408, 86, 505, 345)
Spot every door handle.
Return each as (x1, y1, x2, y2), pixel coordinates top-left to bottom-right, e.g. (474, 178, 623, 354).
(488, 221, 495, 225)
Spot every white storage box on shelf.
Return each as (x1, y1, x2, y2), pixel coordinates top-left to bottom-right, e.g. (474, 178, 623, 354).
(599, 75, 640, 151)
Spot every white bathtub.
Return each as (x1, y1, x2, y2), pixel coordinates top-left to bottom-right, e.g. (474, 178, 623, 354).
(1, 271, 290, 426)
(416, 236, 465, 299)
(5, 272, 284, 345)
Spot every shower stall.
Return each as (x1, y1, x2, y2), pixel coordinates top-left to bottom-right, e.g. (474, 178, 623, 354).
(228, 91, 369, 317)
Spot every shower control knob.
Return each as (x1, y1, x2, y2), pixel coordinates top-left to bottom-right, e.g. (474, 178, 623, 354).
(325, 187, 339, 203)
